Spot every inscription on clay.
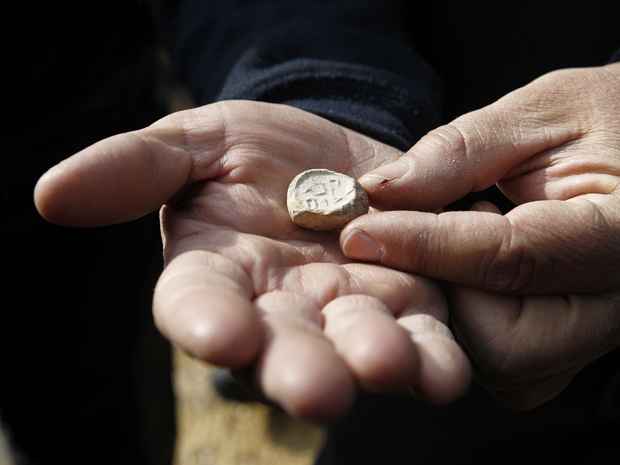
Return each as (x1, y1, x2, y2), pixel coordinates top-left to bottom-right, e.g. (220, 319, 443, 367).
(287, 169, 369, 231)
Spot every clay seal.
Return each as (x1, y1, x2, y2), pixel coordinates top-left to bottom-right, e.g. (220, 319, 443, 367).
(287, 169, 369, 231)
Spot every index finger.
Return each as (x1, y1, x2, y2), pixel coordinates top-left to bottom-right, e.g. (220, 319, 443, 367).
(358, 65, 619, 212)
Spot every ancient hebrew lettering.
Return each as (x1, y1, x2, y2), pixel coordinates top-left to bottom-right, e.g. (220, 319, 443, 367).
(287, 169, 369, 231)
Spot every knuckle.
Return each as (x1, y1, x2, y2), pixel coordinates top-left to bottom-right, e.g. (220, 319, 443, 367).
(410, 220, 452, 277)
(482, 248, 534, 294)
(422, 124, 470, 161)
(478, 225, 536, 294)
(422, 118, 498, 190)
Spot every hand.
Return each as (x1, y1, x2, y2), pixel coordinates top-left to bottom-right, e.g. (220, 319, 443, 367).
(340, 63, 620, 409)
(34, 101, 470, 422)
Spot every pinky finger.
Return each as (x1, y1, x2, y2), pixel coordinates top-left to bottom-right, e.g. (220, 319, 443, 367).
(397, 313, 471, 404)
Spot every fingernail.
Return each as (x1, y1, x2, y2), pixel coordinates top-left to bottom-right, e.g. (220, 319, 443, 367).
(359, 160, 410, 183)
(341, 230, 382, 262)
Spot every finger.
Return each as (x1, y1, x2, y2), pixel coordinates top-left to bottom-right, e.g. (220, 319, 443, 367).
(253, 291, 356, 423)
(470, 200, 502, 214)
(34, 101, 402, 227)
(395, 310, 471, 404)
(322, 267, 470, 402)
(487, 376, 575, 410)
(447, 283, 620, 408)
(448, 285, 620, 381)
(340, 195, 620, 293)
(322, 295, 419, 391)
(357, 66, 613, 211)
(468, 355, 578, 410)
(153, 250, 262, 369)
(34, 112, 196, 227)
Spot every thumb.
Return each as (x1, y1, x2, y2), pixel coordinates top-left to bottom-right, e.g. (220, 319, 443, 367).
(358, 68, 587, 212)
(34, 110, 215, 227)
(340, 195, 620, 294)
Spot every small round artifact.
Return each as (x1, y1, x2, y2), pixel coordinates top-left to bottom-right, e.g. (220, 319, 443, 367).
(287, 169, 369, 231)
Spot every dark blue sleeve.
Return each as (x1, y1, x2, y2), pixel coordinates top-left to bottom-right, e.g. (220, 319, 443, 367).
(153, 0, 443, 151)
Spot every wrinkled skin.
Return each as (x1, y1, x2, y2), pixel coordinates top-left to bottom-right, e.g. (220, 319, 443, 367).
(36, 63, 620, 419)
(341, 63, 620, 409)
(35, 101, 470, 422)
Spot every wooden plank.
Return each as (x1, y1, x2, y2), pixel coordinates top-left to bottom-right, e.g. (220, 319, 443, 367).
(172, 346, 324, 465)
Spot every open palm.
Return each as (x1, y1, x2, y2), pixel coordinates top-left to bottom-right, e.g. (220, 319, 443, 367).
(35, 101, 470, 421)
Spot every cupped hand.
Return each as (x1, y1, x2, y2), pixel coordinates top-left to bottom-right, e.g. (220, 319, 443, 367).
(340, 63, 620, 409)
(34, 101, 470, 422)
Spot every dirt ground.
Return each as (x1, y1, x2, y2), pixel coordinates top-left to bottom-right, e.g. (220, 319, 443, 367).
(172, 346, 324, 465)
